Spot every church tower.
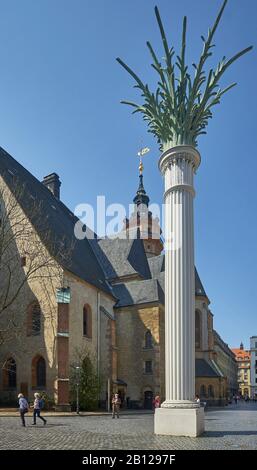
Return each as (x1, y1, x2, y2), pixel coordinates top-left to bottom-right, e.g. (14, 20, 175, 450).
(124, 158, 163, 258)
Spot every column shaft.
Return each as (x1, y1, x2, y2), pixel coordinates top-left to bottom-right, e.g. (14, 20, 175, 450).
(159, 145, 200, 408)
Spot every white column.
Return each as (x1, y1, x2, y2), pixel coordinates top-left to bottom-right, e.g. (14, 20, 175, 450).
(155, 145, 205, 436)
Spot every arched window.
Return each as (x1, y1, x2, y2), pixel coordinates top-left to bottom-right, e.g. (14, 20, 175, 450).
(3, 358, 17, 389)
(83, 304, 92, 338)
(32, 355, 46, 388)
(145, 330, 153, 349)
(27, 302, 41, 336)
(195, 310, 201, 349)
(200, 384, 206, 398)
(208, 385, 214, 398)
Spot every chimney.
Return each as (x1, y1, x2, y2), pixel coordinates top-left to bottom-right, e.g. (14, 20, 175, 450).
(42, 173, 61, 199)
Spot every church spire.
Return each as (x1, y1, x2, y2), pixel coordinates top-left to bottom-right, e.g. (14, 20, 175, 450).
(123, 145, 163, 257)
(133, 167, 150, 208)
(133, 149, 150, 207)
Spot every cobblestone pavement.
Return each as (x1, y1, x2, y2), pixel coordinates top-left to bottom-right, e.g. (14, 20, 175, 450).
(0, 402, 257, 450)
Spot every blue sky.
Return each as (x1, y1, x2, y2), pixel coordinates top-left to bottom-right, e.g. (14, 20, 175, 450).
(0, 0, 256, 349)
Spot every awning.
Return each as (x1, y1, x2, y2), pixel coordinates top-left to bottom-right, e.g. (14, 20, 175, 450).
(112, 379, 127, 386)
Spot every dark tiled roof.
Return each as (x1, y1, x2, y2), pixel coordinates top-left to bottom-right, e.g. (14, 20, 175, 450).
(91, 238, 151, 281)
(195, 358, 222, 377)
(0, 147, 113, 296)
(149, 256, 207, 299)
(0, 146, 209, 305)
(195, 268, 207, 297)
(113, 278, 164, 308)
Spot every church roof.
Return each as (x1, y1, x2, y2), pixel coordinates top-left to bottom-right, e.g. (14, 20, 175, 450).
(195, 358, 223, 378)
(0, 146, 209, 304)
(148, 255, 208, 299)
(113, 278, 164, 308)
(195, 268, 207, 297)
(0, 147, 113, 296)
(91, 238, 151, 282)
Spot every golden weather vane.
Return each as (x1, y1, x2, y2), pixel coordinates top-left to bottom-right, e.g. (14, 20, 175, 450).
(137, 146, 150, 175)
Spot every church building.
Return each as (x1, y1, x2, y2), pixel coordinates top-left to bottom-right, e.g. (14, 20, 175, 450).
(0, 147, 236, 408)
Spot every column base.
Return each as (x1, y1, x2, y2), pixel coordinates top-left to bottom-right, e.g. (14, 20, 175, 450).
(154, 406, 205, 437)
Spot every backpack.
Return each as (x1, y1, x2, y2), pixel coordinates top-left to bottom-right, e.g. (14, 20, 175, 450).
(39, 398, 45, 409)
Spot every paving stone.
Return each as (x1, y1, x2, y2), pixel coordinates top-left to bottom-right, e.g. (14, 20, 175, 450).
(0, 402, 256, 450)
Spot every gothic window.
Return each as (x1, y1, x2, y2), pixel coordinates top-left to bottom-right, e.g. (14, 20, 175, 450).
(27, 302, 41, 336)
(83, 304, 92, 338)
(200, 384, 206, 398)
(208, 385, 214, 398)
(37, 357, 46, 387)
(32, 356, 46, 388)
(195, 310, 201, 349)
(145, 361, 153, 374)
(145, 330, 153, 349)
(3, 358, 17, 389)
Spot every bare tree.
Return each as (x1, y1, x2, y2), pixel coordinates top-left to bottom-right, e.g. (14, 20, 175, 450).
(0, 177, 72, 350)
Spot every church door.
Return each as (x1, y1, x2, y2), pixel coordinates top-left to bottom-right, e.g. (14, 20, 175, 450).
(144, 390, 153, 409)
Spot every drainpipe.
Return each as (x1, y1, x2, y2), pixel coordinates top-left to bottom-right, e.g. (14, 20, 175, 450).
(97, 291, 100, 378)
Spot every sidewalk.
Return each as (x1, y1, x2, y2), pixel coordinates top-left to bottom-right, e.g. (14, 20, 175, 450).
(0, 408, 154, 417)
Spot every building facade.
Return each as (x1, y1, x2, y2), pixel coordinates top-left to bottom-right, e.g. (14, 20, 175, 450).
(232, 343, 251, 397)
(213, 330, 238, 398)
(250, 336, 257, 400)
(0, 147, 232, 408)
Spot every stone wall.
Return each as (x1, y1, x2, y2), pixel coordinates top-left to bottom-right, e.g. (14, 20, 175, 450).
(115, 303, 163, 407)
(0, 176, 61, 404)
(65, 271, 116, 403)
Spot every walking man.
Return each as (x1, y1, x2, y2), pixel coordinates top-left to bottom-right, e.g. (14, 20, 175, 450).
(32, 393, 47, 425)
(18, 393, 29, 427)
(112, 393, 121, 419)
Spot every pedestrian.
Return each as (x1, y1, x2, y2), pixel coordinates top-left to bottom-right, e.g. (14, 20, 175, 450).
(152, 395, 161, 409)
(18, 393, 29, 427)
(32, 392, 47, 425)
(195, 394, 200, 405)
(234, 395, 238, 404)
(112, 393, 121, 419)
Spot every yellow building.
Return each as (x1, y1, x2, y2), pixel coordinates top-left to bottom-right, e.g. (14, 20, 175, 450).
(231, 343, 251, 397)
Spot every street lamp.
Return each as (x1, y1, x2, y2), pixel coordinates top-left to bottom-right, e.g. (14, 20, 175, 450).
(76, 366, 80, 415)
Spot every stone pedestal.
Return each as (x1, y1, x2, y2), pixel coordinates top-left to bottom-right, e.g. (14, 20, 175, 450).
(154, 145, 204, 436)
(155, 406, 204, 437)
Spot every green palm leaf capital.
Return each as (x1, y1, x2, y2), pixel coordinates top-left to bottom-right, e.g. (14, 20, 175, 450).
(117, 1, 252, 151)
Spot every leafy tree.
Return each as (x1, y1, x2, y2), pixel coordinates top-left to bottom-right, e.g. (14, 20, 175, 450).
(70, 352, 100, 411)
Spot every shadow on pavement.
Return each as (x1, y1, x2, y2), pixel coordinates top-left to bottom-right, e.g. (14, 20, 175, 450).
(202, 430, 257, 437)
(27, 423, 67, 428)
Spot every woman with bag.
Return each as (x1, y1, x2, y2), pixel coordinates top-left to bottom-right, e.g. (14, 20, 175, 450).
(32, 392, 47, 426)
(18, 393, 29, 427)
